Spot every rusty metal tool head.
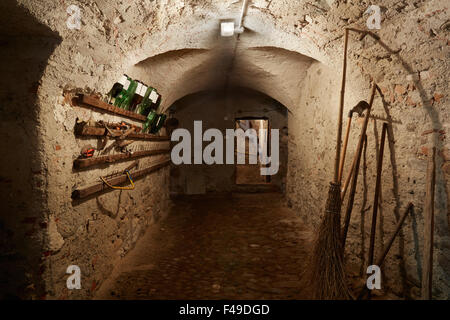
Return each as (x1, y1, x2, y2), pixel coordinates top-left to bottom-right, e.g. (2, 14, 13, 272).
(348, 100, 370, 118)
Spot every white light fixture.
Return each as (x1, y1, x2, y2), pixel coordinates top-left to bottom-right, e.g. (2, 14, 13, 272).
(220, 0, 249, 37)
(220, 22, 235, 37)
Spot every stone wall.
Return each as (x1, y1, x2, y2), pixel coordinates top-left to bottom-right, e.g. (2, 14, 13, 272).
(0, 0, 62, 299)
(42, 94, 170, 299)
(286, 1, 449, 299)
(0, 0, 172, 299)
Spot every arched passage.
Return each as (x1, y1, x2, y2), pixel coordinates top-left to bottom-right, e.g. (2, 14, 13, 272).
(0, 0, 449, 300)
(167, 87, 289, 194)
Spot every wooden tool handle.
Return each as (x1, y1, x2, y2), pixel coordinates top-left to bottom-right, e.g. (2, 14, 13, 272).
(421, 147, 436, 300)
(338, 117, 352, 183)
(333, 28, 349, 184)
(341, 83, 377, 248)
(368, 122, 388, 266)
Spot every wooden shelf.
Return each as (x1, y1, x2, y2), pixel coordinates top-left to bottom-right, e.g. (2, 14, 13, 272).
(74, 94, 147, 122)
(74, 122, 170, 141)
(73, 149, 170, 169)
(71, 159, 171, 200)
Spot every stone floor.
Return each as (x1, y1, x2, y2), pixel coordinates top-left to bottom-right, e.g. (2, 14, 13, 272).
(95, 193, 314, 299)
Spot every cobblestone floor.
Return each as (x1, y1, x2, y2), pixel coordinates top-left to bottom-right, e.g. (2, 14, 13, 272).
(95, 193, 314, 299)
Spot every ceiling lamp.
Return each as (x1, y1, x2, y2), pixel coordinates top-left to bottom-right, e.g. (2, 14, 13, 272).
(220, 0, 248, 37)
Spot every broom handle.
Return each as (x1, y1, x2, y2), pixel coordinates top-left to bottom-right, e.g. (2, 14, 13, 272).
(421, 147, 436, 300)
(338, 116, 352, 183)
(333, 28, 349, 184)
(341, 153, 355, 200)
(341, 83, 376, 247)
(368, 122, 388, 266)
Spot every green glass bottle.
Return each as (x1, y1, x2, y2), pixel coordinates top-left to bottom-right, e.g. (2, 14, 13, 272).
(137, 87, 158, 115)
(143, 110, 158, 133)
(136, 85, 152, 115)
(136, 89, 147, 114)
(129, 82, 145, 112)
(106, 74, 128, 104)
(151, 114, 167, 134)
(119, 80, 138, 110)
(113, 76, 131, 107)
(149, 88, 161, 110)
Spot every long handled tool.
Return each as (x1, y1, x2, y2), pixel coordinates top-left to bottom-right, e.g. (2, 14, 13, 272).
(365, 122, 388, 299)
(376, 203, 413, 268)
(341, 159, 355, 201)
(341, 85, 377, 248)
(340, 101, 370, 201)
(311, 28, 351, 299)
(421, 147, 436, 300)
(358, 203, 414, 299)
(341, 135, 367, 247)
(338, 101, 370, 184)
(367, 122, 388, 266)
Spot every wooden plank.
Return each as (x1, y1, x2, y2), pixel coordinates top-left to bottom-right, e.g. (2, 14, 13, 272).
(75, 94, 147, 122)
(74, 123, 169, 141)
(422, 147, 436, 300)
(73, 149, 170, 169)
(71, 159, 171, 200)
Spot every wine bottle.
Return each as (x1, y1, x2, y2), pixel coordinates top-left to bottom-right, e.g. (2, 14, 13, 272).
(130, 82, 145, 112)
(137, 86, 158, 115)
(136, 86, 152, 115)
(113, 76, 131, 108)
(119, 80, 138, 110)
(143, 110, 158, 133)
(106, 75, 128, 104)
(149, 88, 161, 110)
(151, 114, 167, 134)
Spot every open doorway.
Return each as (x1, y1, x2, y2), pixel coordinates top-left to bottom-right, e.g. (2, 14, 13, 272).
(168, 88, 288, 195)
(235, 118, 271, 185)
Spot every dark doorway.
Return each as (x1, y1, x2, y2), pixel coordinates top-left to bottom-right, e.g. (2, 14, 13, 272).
(235, 118, 271, 185)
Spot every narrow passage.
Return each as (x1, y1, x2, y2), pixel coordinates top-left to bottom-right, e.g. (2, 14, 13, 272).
(96, 193, 313, 299)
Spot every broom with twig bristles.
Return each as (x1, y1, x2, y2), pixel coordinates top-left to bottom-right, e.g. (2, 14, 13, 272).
(310, 28, 352, 299)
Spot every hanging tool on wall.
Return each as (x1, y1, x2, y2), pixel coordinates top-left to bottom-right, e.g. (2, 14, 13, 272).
(99, 161, 139, 191)
(81, 144, 96, 158)
(101, 170, 135, 190)
(99, 121, 137, 154)
(72, 159, 170, 200)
